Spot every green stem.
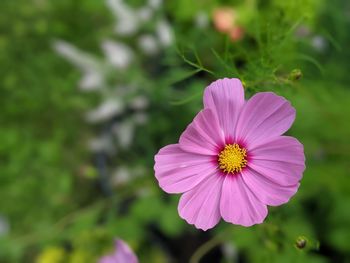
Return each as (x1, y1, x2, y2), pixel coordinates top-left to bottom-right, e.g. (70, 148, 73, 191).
(189, 236, 223, 263)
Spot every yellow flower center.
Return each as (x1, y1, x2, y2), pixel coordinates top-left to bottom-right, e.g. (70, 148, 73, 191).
(218, 143, 248, 174)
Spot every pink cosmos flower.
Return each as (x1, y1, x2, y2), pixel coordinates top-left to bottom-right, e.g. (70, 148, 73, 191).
(99, 239, 138, 263)
(154, 78, 305, 231)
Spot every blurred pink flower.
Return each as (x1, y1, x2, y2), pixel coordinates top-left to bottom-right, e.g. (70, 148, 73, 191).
(154, 78, 305, 230)
(229, 26, 245, 42)
(213, 7, 245, 41)
(213, 8, 237, 33)
(99, 239, 138, 263)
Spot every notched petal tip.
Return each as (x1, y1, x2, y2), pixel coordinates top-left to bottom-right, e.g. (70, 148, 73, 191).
(235, 92, 297, 145)
(177, 174, 224, 231)
(203, 78, 245, 107)
(220, 175, 268, 227)
(248, 135, 306, 182)
(177, 210, 214, 231)
(203, 78, 245, 141)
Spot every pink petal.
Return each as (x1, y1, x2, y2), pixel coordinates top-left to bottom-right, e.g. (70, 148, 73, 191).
(235, 92, 295, 146)
(99, 239, 138, 263)
(203, 78, 245, 142)
(179, 108, 225, 155)
(114, 239, 138, 263)
(154, 144, 217, 193)
(178, 173, 224, 231)
(248, 136, 305, 186)
(220, 174, 267, 227)
(241, 168, 300, 206)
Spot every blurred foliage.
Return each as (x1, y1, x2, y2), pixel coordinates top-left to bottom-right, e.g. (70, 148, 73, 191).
(1, 0, 350, 262)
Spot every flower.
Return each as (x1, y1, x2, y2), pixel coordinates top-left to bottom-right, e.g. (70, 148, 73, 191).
(213, 8, 237, 33)
(156, 19, 174, 47)
(0, 215, 9, 236)
(154, 78, 305, 230)
(85, 99, 124, 124)
(212, 7, 245, 42)
(101, 40, 134, 69)
(53, 40, 104, 91)
(228, 26, 245, 42)
(99, 239, 138, 263)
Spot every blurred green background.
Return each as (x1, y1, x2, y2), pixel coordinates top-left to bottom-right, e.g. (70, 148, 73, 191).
(1, 0, 350, 262)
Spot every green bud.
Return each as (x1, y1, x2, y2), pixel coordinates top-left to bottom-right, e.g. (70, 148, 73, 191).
(295, 236, 308, 249)
(289, 69, 303, 81)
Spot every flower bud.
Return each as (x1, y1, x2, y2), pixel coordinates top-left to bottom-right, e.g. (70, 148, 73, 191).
(295, 236, 308, 249)
(289, 69, 303, 81)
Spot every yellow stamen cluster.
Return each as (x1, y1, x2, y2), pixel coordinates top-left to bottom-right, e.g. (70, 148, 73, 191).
(218, 143, 247, 174)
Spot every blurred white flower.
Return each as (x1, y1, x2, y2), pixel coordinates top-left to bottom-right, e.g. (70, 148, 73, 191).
(136, 186, 152, 197)
(133, 112, 148, 125)
(195, 11, 209, 29)
(148, 0, 162, 10)
(79, 71, 104, 91)
(54, 0, 168, 178)
(53, 40, 101, 72)
(111, 166, 130, 186)
(311, 35, 327, 52)
(86, 99, 124, 123)
(0, 216, 9, 237)
(156, 19, 173, 47)
(112, 121, 134, 148)
(138, 7, 153, 22)
(138, 34, 159, 55)
(106, 0, 139, 35)
(53, 40, 104, 91)
(222, 243, 238, 262)
(101, 40, 134, 69)
(111, 165, 144, 186)
(130, 96, 149, 110)
(88, 135, 115, 154)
